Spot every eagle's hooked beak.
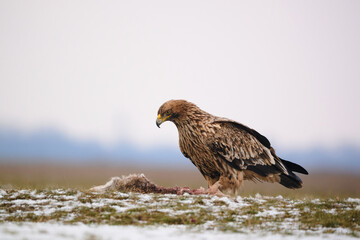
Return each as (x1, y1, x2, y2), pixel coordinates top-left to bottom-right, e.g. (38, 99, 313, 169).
(156, 114, 163, 128)
(156, 114, 171, 128)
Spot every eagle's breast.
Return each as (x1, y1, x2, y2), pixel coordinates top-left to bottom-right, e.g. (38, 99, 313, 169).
(177, 119, 229, 179)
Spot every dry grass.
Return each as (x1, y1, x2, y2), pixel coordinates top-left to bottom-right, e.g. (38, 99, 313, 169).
(0, 162, 359, 198)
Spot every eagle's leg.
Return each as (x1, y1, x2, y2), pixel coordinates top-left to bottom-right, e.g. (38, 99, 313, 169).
(206, 181, 226, 197)
(218, 171, 244, 195)
(204, 172, 244, 196)
(188, 183, 224, 196)
(187, 176, 226, 197)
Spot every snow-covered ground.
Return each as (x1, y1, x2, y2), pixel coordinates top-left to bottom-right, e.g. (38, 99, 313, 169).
(0, 222, 357, 240)
(0, 189, 359, 239)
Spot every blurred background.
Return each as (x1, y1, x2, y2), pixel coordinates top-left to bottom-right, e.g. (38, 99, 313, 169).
(0, 0, 359, 197)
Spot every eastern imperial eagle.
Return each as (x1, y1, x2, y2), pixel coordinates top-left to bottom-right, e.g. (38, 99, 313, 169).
(156, 100, 308, 195)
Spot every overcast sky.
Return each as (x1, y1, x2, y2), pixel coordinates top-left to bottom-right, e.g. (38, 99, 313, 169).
(0, 0, 359, 150)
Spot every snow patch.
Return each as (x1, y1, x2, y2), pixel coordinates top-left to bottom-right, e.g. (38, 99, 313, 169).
(0, 222, 358, 240)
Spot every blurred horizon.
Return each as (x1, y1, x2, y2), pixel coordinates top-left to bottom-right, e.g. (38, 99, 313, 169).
(1, 126, 360, 173)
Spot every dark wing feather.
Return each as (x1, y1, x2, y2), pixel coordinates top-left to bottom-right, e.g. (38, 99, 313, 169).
(213, 119, 271, 148)
(209, 120, 288, 177)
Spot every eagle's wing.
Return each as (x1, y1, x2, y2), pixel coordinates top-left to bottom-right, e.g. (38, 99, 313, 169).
(208, 119, 291, 182)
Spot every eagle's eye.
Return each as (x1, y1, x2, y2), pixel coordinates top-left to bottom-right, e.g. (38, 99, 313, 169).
(165, 110, 171, 116)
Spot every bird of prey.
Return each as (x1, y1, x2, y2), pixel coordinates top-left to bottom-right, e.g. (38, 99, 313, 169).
(156, 99, 308, 195)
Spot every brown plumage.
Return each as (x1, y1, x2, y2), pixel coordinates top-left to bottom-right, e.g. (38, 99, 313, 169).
(156, 99, 308, 195)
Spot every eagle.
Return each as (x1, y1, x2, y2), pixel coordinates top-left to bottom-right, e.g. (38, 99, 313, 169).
(156, 99, 308, 195)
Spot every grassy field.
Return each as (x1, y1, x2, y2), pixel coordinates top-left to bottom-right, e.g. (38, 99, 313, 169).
(0, 188, 359, 239)
(0, 162, 359, 239)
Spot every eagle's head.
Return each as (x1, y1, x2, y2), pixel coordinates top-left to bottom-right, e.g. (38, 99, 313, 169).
(156, 99, 196, 128)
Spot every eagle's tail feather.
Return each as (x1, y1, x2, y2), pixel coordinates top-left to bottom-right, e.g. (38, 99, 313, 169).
(279, 172, 303, 189)
(278, 158, 307, 189)
(280, 158, 308, 175)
